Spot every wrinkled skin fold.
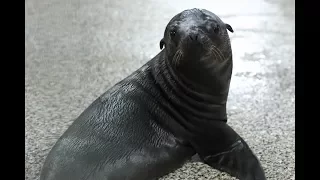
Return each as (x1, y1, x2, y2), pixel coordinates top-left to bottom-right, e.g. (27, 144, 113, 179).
(40, 8, 266, 180)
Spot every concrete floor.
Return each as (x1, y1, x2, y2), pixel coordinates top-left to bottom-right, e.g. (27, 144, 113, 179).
(25, 0, 295, 179)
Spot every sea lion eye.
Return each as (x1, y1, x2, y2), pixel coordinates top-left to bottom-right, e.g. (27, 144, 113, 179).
(170, 30, 176, 38)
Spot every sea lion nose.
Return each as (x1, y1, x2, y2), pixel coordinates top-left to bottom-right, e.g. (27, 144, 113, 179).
(188, 34, 198, 41)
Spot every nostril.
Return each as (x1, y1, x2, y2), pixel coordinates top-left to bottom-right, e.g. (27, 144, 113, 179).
(189, 35, 198, 41)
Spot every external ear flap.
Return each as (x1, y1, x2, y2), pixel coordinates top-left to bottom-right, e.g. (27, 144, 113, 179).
(225, 24, 234, 33)
(160, 39, 165, 50)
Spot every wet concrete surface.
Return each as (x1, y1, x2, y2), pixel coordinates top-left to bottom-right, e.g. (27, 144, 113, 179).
(25, 0, 295, 179)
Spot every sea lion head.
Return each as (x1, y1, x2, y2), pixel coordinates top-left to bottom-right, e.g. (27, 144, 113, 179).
(160, 8, 234, 91)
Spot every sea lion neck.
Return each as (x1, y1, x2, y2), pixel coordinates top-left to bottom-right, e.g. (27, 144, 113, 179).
(151, 50, 230, 122)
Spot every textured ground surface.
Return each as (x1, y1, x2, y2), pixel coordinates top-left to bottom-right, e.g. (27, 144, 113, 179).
(25, 0, 295, 179)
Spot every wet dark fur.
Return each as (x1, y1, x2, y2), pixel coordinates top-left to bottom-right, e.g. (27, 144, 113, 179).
(40, 8, 266, 180)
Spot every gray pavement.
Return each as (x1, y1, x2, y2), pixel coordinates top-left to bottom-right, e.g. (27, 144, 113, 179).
(25, 0, 295, 179)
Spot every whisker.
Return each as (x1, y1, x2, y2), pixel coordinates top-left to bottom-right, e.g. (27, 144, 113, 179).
(173, 49, 183, 66)
(201, 37, 225, 63)
(210, 44, 226, 62)
(205, 49, 219, 69)
(208, 45, 224, 63)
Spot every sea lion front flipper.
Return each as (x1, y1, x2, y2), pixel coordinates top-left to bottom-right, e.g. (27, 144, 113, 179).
(190, 121, 266, 180)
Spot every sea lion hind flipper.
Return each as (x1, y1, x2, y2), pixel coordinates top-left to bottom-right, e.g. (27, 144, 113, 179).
(190, 122, 266, 180)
